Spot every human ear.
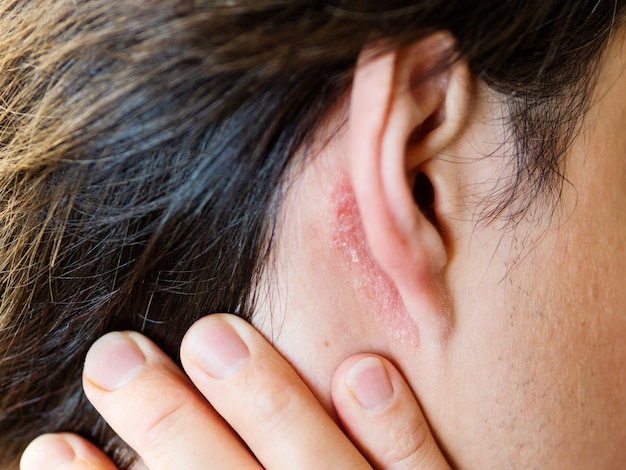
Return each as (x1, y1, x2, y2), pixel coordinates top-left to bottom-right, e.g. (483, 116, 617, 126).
(349, 32, 471, 349)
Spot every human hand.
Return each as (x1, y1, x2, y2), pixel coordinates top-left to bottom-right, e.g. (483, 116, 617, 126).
(20, 314, 450, 469)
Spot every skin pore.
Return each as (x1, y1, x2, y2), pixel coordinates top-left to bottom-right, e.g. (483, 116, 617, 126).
(251, 31, 626, 469)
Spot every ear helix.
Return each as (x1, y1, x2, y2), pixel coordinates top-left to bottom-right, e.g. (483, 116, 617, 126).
(348, 34, 465, 346)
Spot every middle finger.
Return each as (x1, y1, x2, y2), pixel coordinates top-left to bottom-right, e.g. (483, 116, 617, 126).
(180, 314, 372, 470)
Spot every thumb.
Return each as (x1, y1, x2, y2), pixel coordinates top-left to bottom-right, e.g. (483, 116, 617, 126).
(332, 354, 450, 470)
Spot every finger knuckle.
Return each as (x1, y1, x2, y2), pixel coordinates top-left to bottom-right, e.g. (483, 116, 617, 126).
(130, 390, 188, 450)
(245, 373, 301, 434)
(382, 416, 431, 466)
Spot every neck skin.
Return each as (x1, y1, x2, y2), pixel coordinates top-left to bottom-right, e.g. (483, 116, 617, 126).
(251, 38, 626, 467)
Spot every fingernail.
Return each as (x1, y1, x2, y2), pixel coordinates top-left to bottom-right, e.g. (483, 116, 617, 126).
(84, 332, 146, 391)
(20, 434, 75, 470)
(187, 320, 250, 379)
(346, 357, 394, 410)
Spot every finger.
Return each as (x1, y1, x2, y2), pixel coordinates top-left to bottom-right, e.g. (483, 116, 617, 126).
(332, 355, 450, 470)
(82, 331, 260, 470)
(20, 433, 118, 470)
(180, 314, 372, 470)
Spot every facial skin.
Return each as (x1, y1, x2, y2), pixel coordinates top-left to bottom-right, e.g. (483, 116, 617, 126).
(251, 30, 626, 470)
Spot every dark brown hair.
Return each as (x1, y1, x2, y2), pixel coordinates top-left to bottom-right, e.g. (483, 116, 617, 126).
(0, 0, 623, 468)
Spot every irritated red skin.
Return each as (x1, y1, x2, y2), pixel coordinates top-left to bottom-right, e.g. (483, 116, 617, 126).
(328, 179, 418, 344)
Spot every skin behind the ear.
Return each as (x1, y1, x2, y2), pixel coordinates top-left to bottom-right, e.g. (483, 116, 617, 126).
(329, 177, 420, 345)
(348, 33, 472, 350)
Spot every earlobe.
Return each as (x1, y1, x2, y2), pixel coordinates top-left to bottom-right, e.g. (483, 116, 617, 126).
(349, 33, 471, 347)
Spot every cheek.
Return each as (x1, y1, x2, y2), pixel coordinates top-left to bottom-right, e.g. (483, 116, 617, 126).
(437, 194, 626, 467)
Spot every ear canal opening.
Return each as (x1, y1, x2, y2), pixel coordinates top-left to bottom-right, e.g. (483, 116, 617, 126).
(412, 172, 441, 231)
